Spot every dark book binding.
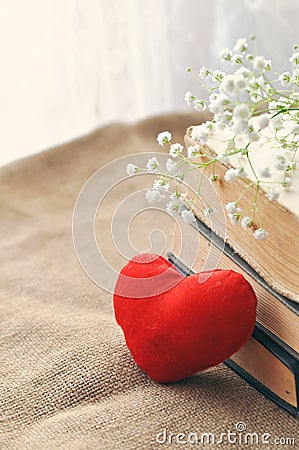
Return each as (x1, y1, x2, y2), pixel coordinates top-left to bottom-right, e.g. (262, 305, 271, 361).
(167, 249, 299, 417)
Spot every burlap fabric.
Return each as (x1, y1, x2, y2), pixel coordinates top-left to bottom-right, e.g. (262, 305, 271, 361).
(1, 112, 297, 449)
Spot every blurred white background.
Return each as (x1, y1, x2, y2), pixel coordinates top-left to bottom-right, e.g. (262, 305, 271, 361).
(1, 0, 299, 166)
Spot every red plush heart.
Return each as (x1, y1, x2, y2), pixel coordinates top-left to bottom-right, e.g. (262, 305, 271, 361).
(113, 254, 257, 383)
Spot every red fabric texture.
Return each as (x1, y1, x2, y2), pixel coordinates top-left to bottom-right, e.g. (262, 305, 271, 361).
(113, 254, 257, 383)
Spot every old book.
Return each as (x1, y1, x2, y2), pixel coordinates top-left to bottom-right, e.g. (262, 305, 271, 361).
(167, 225, 299, 415)
(184, 126, 299, 302)
(169, 216, 299, 355)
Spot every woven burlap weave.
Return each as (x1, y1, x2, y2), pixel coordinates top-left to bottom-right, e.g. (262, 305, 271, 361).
(0, 112, 297, 449)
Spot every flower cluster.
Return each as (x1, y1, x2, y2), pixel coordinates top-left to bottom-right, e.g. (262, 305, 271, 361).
(127, 37, 299, 240)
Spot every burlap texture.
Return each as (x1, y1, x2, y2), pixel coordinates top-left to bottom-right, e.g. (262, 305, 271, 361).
(0, 112, 297, 449)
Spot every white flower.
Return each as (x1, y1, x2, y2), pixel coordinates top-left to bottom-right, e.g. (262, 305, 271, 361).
(220, 75, 236, 94)
(127, 163, 138, 176)
(254, 228, 268, 240)
(213, 70, 225, 81)
(241, 216, 252, 230)
(236, 167, 248, 178)
(208, 93, 229, 114)
(259, 167, 271, 178)
(184, 90, 194, 105)
(231, 54, 242, 65)
(153, 179, 169, 192)
(232, 120, 248, 134)
(170, 192, 182, 206)
(226, 202, 240, 214)
(217, 153, 230, 164)
(146, 157, 159, 171)
(191, 123, 211, 144)
(235, 66, 251, 79)
(145, 189, 164, 203)
(279, 71, 291, 87)
(181, 209, 196, 225)
(224, 168, 238, 182)
(166, 201, 178, 216)
(204, 206, 217, 217)
(166, 158, 179, 175)
(157, 131, 172, 146)
(289, 52, 299, 65)
(247, 130, 260, 143)
(216, 153, 229, 164)
(198, 66, 209, 78)
(233, 104, 251, 121)
(257, 113, 271, 129)
(291, 124, 299, 135)
(271, 116, 284, 130)
(187, 145, 200, 158)
(265, 188, 279, 201)
(273, 154, 289, 171)
(281, 177, 293, 188)
(253, 56, 267, 71)
(234, 75, 247, 90)
(228, 213, 239, 225)
(193, 99, 206, 111)
(219, 48, 232, 61)
(169, 143, 184, 158)
(233, 38, 248, 53)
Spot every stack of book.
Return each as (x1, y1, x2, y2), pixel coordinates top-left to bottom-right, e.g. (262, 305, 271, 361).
(167, 125, 299, 416)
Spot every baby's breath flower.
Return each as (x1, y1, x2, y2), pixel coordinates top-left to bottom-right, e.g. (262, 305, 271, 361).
(146, 157, 159, 171)
(217, 153, 230, 164)
(213, 70, 225, 81)
(257, 113, 271, 129)
(232, 120, 248, 134)
(209, 174, 219, 182)
(271, 115, 284, 130)
(165, 158, 179, 175)
(220, 75, 236, 95)
(228, 213, 240, 225)
(233, 38, 248, 53)
(146, 189, 164, 203)
(289, 52, 299, 65)
(273, 154, 289, 171)
(191, 123, 211, 144)
(187, 145, 200, 158)
(169, 143, 184, 158)
(259, 167, 271, 178)
(231, 54, 242, 65)
(253, 55, 268, 71)
(236, 167, 248, 178)
(281, 177, 293, 188)
(181, 209, 196, 224)
(226, 202, 240, 214)
(265, 188, 279, 201)
(254, 228, 268, 240)
(235, 66, 251, 78)
(279, 71, 291, 87)
(157, 131, 172, 146)
(233, 104, 251, 121)
(224, 168, 238, 182)
(246, 53, 253, 62)
(198, 66, 209, 79)
(153, 179, 169, 192)
(184, 90, 194, 105)
(247, 129, 260, 143)
(127, 163, 138, 176)
(241, 216, 252, 229)
(204, 206, 218, 217)
(219, 48, 232, 61)
(193, 99, 206, 111)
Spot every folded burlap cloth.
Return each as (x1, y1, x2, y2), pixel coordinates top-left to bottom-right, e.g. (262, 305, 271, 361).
(1, 112, 297, 450)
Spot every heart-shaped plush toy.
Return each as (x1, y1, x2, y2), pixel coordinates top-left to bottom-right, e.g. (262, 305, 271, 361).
(113, 254, 257, 383)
